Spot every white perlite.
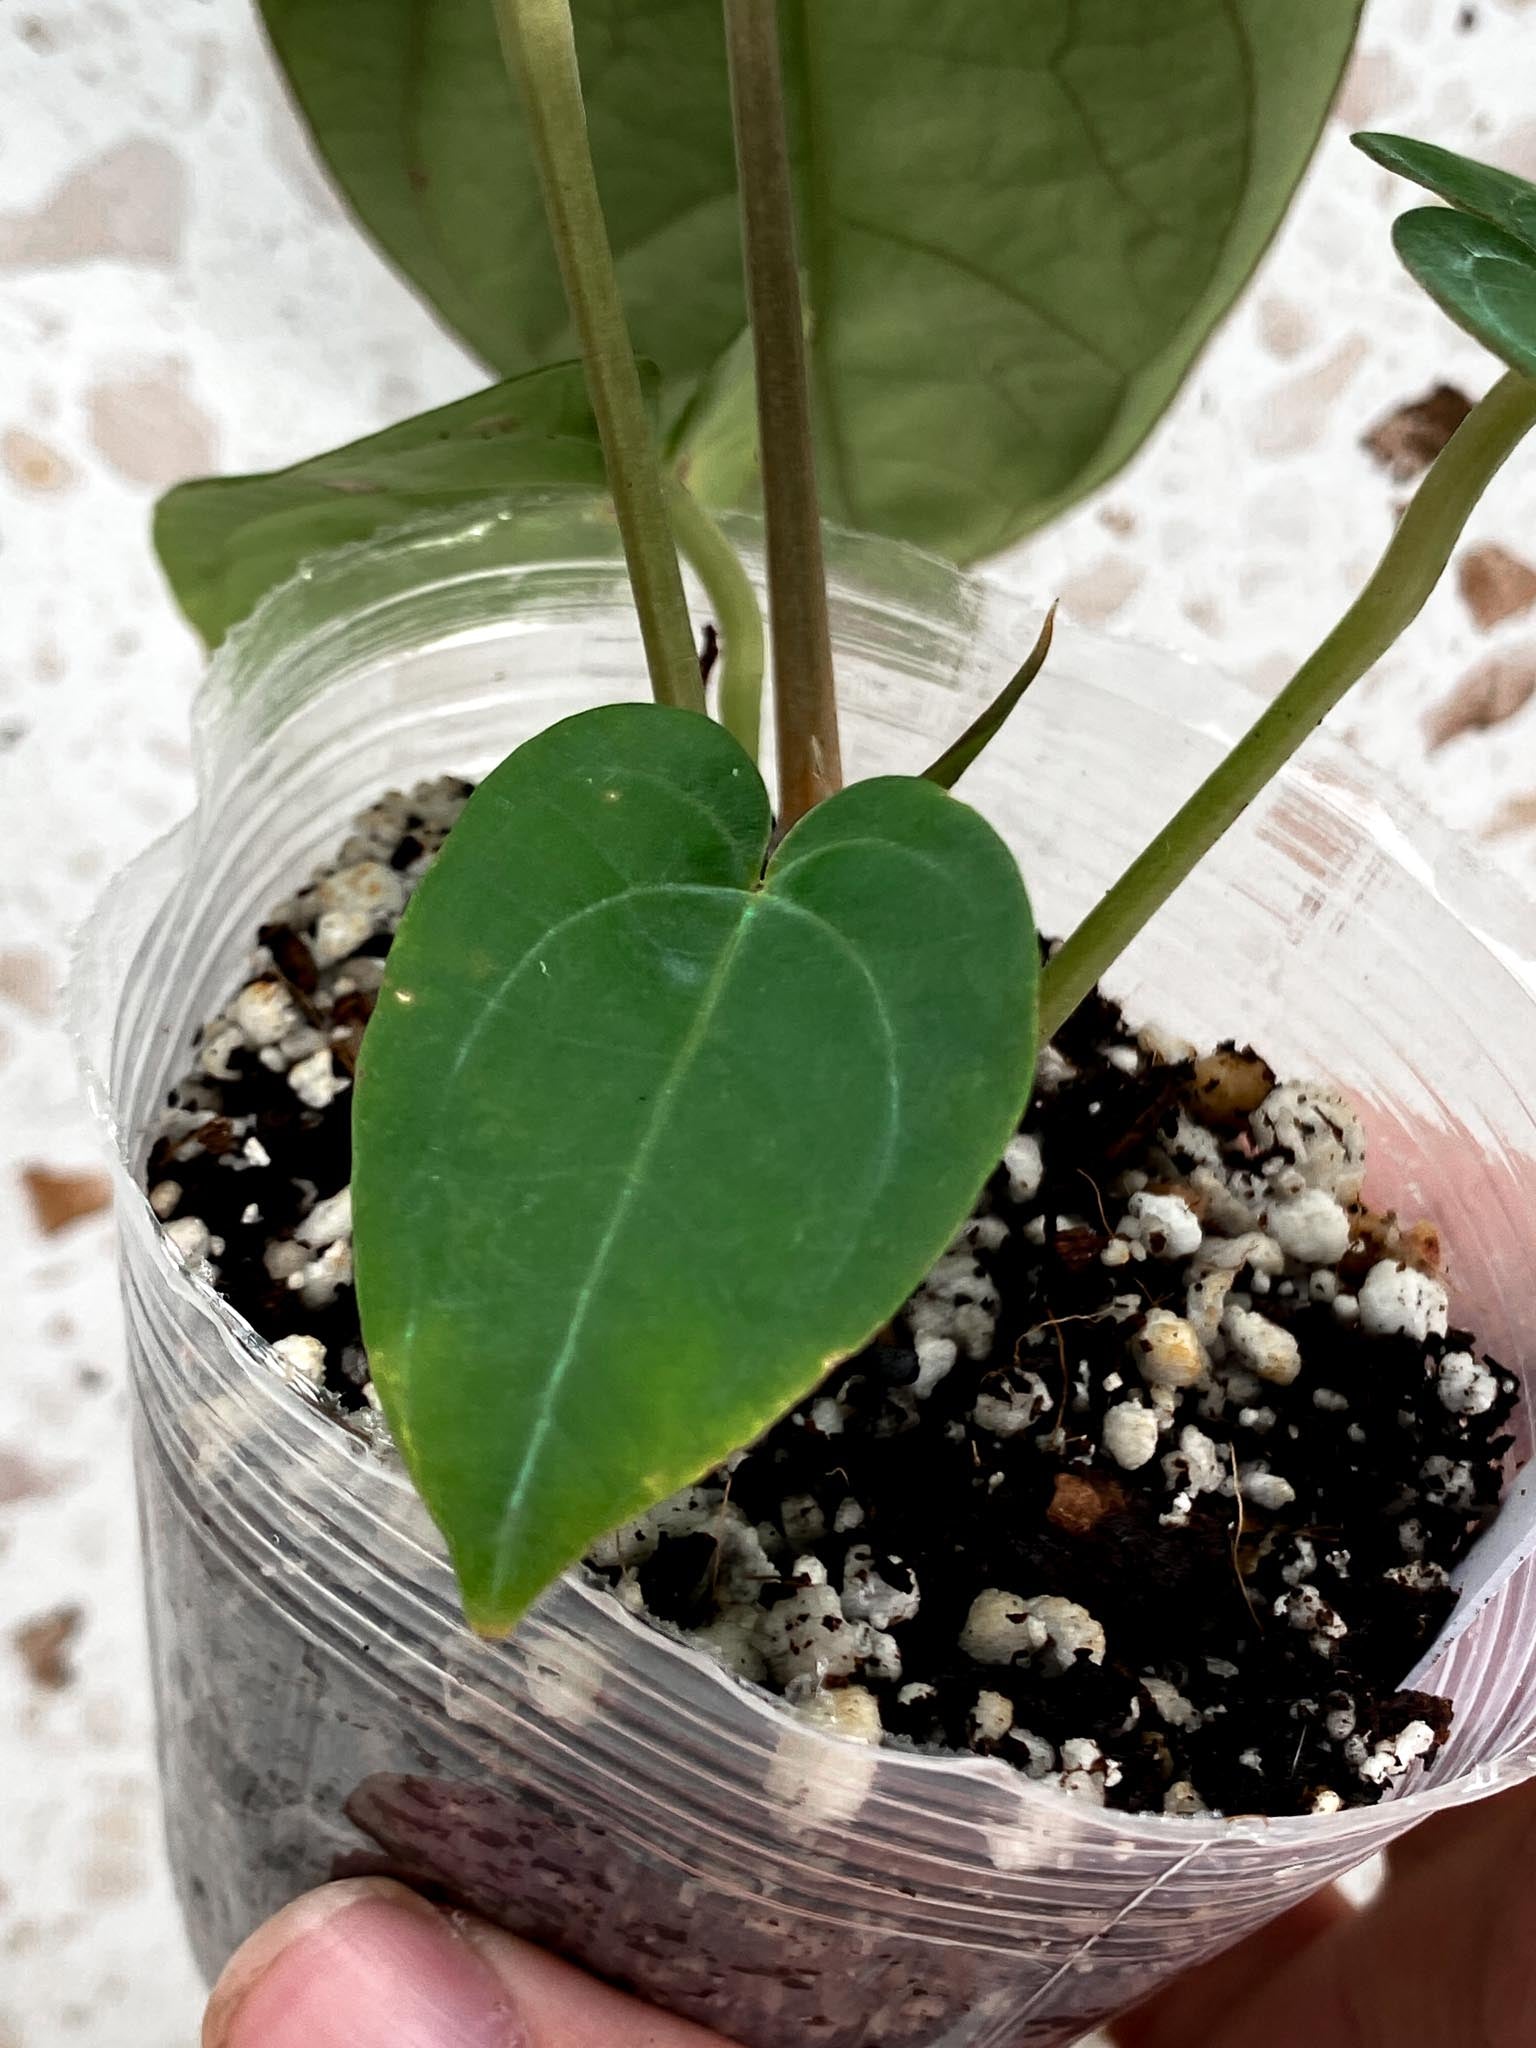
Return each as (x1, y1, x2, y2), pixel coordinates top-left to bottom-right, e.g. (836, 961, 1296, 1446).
(1023, 1595, 1107, 1676)
(198, 1021, 244, 1080)
(1276, 1583, 1348, 1647)
(1241, 1468, 1296, 1512)
(795, 1685, 883, 1745)
(1358, 1719, 1438, 1787)
(969, 1690, 1014, 1745)
(317, 859, 406, 929)
(271, 1333, 327, 1389)
(959, 1590, 1046, 1665)
(1265, 1188, 1351, 1266)
(1102, 1400, 1160, 1472)
(1059, 1736, 1122, 1804)
(231, 978, 301, 1049)
(1420, 1455, 1476, 1510)
(1358, 1259, 1449, 1343)
(296, 1186, 352, 1248)
(973, 1374, 1050, 1437)
(1198, 1230, 1284, 1276)
(1163, 1424, 1226, 1500)
(1003, 1132, 1043, 1203)
(780, 1493, 825, 1547)
(1008, 1728, 1058, 1780)
(288, 1047, 348, 1110)
(1132, 1310, 1205, 1389)
(840, 1546, 920, 1631)
(907, 1238, 1001, 1395)
(1143, 1676, 1203, 1731)
(1221, 1303, 1301, 1386)
(1250, 1082, 1366, 1201)
(1162, 1780, 1209, 1816)
(1120, 1191, 1203, 1260)
(1185, 1269, 1235, 1347)
(312, 908, 374, 969)
(760, 1575, 864, 1687)
(958, 1590, 1104, 1674)
(1437, 1351, 1499, 1416)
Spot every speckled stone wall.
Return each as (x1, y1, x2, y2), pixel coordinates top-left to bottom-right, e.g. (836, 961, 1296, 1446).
(3, 3, 1536, 2042)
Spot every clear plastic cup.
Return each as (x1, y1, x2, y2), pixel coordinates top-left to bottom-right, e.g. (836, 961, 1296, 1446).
(71, 493, 1536, 2047)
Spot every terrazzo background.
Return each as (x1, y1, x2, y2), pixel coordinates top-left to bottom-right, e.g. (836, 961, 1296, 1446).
(5, 2, 1536, 2041)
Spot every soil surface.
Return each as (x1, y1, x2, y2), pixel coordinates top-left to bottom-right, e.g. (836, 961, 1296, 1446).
(145, 776, 1522, 1818)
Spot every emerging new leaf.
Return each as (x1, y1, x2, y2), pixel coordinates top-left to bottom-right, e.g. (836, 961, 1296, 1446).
(1392, 209, 1536, 385)
(1354, 132, 1536, 252)
(353, 703, 1037, 1631)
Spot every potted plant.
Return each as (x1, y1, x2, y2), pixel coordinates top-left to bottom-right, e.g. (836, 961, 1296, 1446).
(70, 5, 1536, 2044)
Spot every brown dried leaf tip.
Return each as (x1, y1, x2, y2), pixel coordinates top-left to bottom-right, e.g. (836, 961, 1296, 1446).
(1362, 383, 1472, 482)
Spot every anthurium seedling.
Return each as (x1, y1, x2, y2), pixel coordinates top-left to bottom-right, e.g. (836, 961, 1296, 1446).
(357, 97, 1536, 1633)
(149, 0, 1536, 1645)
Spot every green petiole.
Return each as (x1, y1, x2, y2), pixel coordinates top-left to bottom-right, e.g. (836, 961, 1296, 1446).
(665, 480, 765, 761)
(722, 0, 841, 828)
(491, 0, 703, 715)
(1040, 368, 1536, 1042)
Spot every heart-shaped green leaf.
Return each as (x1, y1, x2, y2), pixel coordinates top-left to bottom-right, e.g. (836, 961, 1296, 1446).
(258, 0, 1358, 562)
(1392, 207, 1536, 384)
(1353, 132, 1536, 253)
(352, 703, 1037, 1632)
(154, 363, 621, 647)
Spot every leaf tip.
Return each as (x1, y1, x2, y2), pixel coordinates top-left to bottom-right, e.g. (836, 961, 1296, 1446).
(1350, 128, 1400, 163)
(458, 1565, 530, 1641)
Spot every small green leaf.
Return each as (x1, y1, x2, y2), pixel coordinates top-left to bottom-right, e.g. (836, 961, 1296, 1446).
(353, 703, 1037, 1632)
(1353, 132, 1536, 252)
(1392, 208, 1536, 384)
(153, 364, 624, 648)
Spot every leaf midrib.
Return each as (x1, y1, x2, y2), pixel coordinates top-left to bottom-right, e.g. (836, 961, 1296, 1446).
(486, 889, 760, 1588)
(459, 877, 904, 1593)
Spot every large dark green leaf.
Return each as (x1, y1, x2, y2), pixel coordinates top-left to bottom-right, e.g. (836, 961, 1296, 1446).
(258, 0, 1359, 561)
(1392, 209, 1536, 384)
(352, 703, 1037, 1631)
(154, 364, 616, 647)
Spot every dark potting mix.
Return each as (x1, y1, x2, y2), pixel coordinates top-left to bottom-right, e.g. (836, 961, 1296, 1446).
(144, 774, 1522, 1821)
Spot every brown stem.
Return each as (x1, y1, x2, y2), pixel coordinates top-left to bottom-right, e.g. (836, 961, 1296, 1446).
(722, 0, 841, 827)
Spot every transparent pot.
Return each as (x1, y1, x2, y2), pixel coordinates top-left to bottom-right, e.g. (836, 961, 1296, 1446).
(72, 493, 1536, 2047)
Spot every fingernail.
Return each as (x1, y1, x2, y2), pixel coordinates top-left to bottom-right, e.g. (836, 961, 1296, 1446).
(208, 1881, 520, 2048)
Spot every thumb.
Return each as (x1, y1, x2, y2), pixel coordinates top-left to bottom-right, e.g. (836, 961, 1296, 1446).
(203, 1878, 728, 2048)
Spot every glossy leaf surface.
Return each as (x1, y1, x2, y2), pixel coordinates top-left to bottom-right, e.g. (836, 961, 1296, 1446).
(1393, 210, 1536, 384)
(352, 704, 1038, 1629)
(1354, 131, 1536, 250)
